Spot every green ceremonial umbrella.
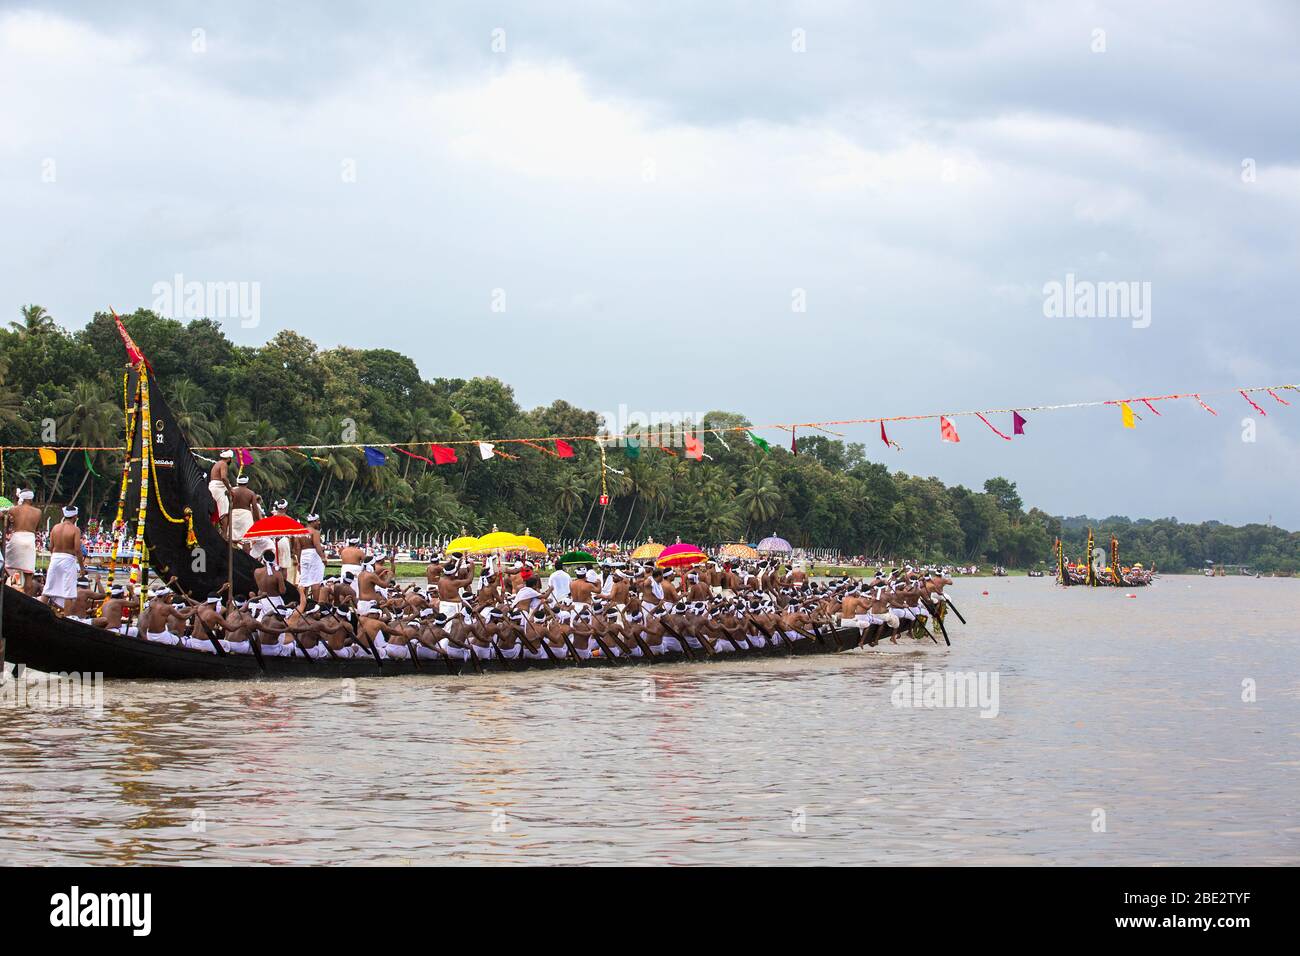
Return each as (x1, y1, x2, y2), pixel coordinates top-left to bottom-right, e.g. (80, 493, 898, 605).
(558, 550, 596, 566)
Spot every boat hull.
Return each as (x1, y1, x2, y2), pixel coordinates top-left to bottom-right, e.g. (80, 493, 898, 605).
(2, 587, 868, 680)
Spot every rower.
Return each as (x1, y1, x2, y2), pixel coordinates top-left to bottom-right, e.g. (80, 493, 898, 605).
(356, 555, 392, 615)
(252, 549, 289, 618)
(140, 587, 184, 646)
(338, 538, 365, 590)
(93, 584, 138, 636)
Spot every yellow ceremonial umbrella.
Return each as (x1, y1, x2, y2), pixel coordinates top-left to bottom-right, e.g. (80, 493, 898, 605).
(515, 535, 547, 555)
(445, 535, 480, 554)
(719, 542, 759, 560)
(631, 538, 665, 560)
(474, 530, 521, 552)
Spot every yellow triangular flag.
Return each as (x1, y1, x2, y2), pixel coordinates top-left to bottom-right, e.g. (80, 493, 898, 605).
(38, 447, 57, 466)
(1119, 402, 1135, 429)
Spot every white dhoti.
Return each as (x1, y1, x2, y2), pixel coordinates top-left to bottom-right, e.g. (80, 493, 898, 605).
(4, 530, 36, 575)
(298, 548, 325, 587)
(438, 599, 461, 617)
(208, 479, 230, 518)
(256, 595, 286, 618)
(146, 630, 181, 646)
(413, 643, 442, 660)
(340, 564, 363, 593)
(221, 639, 253, 655)
(384, 642, 411, 660)
(41, 552, 80, 606)
(246, 538, 274, 561)
(658, 635, 683, 654)
(437, 638, 470, 661)
(183, 635, 218, 653)
(276, 537, 294, 581)
(355, 599, 375, 616)
(230, 508, 253, 542)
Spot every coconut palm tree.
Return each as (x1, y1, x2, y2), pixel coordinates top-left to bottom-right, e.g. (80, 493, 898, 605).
(553, 470, 585, 535)
(9, 304, 55, 338)
(735, 475, 782, 539)
(0, 355, 21, 432)
(50, 377, 120, 509)
(166, 378, 216, 446)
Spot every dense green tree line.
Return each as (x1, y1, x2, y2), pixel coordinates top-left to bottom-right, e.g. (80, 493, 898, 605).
(3, 306, 1297, 572)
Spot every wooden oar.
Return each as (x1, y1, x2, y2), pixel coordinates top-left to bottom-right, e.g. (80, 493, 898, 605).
(924, 598, 951, 646)
(350, 608, 383, 671)
(942, 595, 967, 625)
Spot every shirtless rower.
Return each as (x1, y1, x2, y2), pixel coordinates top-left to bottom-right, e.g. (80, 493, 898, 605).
(356, 556, 392, 615)
(208, 450, 235, 538)
(435, 558, 475, 617)
(63, 575, 99, 622)
(338, 538, 365, 592)
(42, 506, 85, 609)
(3, 489, 40, 587)
(569, 569, 599, 611)
(93, 584, 138, 636)
(252, 549, 289, 618)
(170, 590, 229, 652)
(139, 587, 185, 646)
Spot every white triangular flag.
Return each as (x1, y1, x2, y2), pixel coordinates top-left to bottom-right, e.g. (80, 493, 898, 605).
(478, 442, 495, 460)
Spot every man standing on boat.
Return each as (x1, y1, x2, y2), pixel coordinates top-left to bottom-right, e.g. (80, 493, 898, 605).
(208, 450, 235, 538)
(296, 513, 326, 600)
(3, 488, 40, 587)
(41, 506, 84, 609)
(228, 476, 260, 551)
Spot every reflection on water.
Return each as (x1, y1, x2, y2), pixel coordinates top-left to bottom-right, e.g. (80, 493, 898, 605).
(2, 576, 1297, 865)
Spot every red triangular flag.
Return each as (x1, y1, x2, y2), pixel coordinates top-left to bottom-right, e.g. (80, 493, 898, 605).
(880, 422, 890, 447)
(111, 309, 146, 367)
(684, 434, 703, 460)
(1012, 411, 1026, 435)
(791, 426, 797, 455)
(430, 444, 458, 465)
(554, 439, 574, 459)
(940, 416, 960, 443)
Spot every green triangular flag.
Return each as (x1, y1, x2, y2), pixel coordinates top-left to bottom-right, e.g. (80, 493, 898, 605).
(747, 431, 770, 452)
(84, 450, 101, 478)
(624, 435, 640, 459)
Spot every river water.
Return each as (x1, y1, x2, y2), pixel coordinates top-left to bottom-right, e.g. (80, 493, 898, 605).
(1, 576, 1296, 865)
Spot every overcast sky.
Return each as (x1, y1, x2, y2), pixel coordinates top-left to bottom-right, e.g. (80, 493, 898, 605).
(3, 2, 1298, 526)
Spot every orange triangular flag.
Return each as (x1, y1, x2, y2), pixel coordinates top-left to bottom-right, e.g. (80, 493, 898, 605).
(939, 416, 960, 443)
(38, 447, 58, 466)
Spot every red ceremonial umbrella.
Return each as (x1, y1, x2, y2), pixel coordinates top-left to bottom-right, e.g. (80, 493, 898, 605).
(243, 515, 312, 538)
(655, 542, 708, 569)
